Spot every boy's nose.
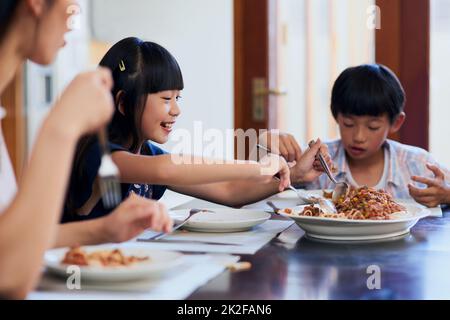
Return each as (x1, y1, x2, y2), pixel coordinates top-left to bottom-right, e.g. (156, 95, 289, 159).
(353, 128, 366, 143)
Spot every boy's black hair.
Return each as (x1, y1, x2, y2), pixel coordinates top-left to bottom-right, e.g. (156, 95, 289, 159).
(331, 64, 405, 123)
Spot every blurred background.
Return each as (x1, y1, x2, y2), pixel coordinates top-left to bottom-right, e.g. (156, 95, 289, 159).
(2, 0, 449, 179)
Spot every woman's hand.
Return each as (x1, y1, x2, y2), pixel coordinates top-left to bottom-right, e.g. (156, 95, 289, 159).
(255, 153, 291, 192)
(101, 193, 173, 243)
(408, 164, 450, 207)
(290, 139, 333, 184)
(48, 68, 114, 138)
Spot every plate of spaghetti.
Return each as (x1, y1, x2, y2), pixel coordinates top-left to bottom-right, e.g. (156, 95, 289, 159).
(44, 243, 185, 282)
(278, 186, 430, 241)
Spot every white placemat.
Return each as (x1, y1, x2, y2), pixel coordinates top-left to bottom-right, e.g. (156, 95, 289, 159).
(28, 254, 239, 300)
(136, 220, 294, 254)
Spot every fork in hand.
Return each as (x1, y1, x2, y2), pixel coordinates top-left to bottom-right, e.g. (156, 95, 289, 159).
(97, 127, 122, 208)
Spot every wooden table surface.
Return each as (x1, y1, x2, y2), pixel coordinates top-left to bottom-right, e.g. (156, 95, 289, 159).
(188, 206, 450, 300)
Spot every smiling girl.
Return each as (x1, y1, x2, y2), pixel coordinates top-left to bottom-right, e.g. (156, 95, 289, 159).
(63, 37, 329, 222)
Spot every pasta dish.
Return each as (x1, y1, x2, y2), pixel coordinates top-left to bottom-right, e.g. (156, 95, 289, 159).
(288, 186, 405, 220)
(61, 246, 149, 267)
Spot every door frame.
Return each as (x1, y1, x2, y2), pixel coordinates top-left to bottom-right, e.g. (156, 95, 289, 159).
(376, 0, 430, 150)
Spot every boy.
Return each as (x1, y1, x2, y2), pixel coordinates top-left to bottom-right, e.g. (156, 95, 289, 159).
(265, 64, 449, 206)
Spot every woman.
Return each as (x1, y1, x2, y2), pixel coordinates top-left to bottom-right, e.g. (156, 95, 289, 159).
(0, 0, 171, 299)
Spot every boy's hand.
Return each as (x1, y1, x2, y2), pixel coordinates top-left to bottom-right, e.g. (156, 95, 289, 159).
(259, 131, 334, 183)
(259, 130, 302, 163)
(290, 139, 334, 183)
(408, 164, 450, 207)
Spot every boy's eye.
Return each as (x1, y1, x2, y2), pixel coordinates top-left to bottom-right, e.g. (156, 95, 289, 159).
(368, 127, 381, 131)
(343, 123, 354, 128)
(176, 96, 182, 102)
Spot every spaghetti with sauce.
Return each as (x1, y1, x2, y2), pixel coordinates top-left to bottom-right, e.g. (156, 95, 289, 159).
(292, 186, 405, 220)
(61, 246, 149, 267)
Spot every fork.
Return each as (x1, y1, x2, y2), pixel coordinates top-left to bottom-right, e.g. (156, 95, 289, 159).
(139, 209, 214, 241)
(97, 127, 122, 208)
(307, 140, 349, 203)
(257, 144, 312, 204)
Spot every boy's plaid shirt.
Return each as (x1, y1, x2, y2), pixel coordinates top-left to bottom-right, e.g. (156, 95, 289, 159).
(303, 139, 449, 199)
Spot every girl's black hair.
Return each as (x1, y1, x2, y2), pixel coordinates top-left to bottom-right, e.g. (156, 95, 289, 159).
(65, 37, 184, 215)
(331, 64, 405, 123)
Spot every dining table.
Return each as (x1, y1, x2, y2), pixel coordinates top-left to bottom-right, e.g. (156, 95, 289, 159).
(186, 199, 450, 300)
(31, 190, 450, 300)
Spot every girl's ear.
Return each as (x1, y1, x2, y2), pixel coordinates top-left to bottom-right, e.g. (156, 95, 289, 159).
(390, 112, 406, 134)
(115, 90, 126, 116)
(26, 0, 46, 17)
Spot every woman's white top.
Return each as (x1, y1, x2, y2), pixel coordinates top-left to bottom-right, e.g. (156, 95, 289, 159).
(0, 106, 18, 213)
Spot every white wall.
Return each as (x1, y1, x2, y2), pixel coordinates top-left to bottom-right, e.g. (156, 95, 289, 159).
(430, 0, 450, 165)
(90, 0, 234, 158)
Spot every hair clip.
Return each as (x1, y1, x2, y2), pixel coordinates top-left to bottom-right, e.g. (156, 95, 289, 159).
(119, 60, 126, 72)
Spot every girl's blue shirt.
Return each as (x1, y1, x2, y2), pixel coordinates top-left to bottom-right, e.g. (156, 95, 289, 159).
(61, 141, 167, 223)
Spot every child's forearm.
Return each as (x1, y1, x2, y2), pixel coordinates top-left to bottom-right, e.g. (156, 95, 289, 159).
(54, 219, 108, 248)
(220, 180, 281, 207)
(115, 153, 265, 185)
(0, 117, 78, 298)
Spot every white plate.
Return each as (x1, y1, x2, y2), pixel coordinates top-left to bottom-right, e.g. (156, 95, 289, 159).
(278, 203, 430, 241)
(170, 208, 271, 233)
(44, 243, 185, 282)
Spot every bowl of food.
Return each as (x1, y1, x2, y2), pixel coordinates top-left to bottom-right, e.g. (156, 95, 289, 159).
(277, 186, 430, 241)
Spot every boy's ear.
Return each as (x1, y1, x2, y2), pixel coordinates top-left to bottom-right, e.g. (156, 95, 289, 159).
(115, 90, 125, 116)
(390, 112, 406, 134)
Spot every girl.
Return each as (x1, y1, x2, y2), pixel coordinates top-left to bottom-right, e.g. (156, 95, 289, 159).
(0, 0, 171, 299)
(63, 37, 330, 222)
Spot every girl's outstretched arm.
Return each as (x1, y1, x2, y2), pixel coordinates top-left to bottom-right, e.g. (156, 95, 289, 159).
(112, 152, 290, 191)
(169, 180, 281, 208)
(167, 141, 327, 207)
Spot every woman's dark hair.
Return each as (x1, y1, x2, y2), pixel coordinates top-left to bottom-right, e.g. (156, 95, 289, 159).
(331, 64, 405, 123)
(0, 0, 55, 43)
(0, 0, 21, 42)
(65, 37, 184, 215)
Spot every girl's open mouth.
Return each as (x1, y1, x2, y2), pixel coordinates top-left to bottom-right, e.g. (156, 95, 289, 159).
(160, 121, 175, 132)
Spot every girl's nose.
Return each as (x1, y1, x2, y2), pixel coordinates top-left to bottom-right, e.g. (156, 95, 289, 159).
(170, 101, 181, 117)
